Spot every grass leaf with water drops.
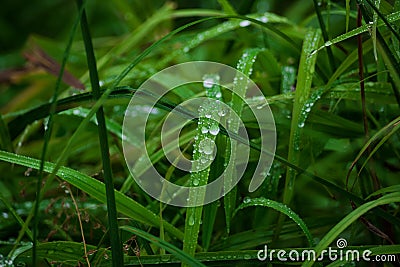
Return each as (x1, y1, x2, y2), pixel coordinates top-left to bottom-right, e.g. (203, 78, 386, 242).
(234, 197, 314, 246)
(182, 74, 223, 265)
(282, 28, 321, 211)
(224, 48, 261, 234)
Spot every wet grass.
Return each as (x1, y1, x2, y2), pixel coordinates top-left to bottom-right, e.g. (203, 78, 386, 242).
(0, 0, 399, 266)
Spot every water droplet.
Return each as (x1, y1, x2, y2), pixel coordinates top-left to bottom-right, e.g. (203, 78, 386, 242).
(298, 122, 305, 128)
(193, 179, 199, 186)
(205, 114, 212, 119)
(215, 91, 222, 98)
(239, 20, 251, 27)
(209, 124, 219, 136)
(243, 197, 251, 204)
(200, 138, 214, 155)
(188, 214, 195, 226)
(203, 78, 215, 88)
(201, 126, 208, 134)
(258, 16, 268, 23)
(218, 108, 226, 116)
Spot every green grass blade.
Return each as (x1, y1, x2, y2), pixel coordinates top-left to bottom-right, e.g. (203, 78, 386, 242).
(121, 226, 206, 267)
(345, 0, 351, 32)
(278, 28, 321, 240)
(0, 150, 184, 240)
(315, 11, 400, 52)
(183, 74, 222, 265)
(77, 0, 123, 265)
(301, 192, 400, 267)
(224, 48, 261, 234)
(234, 197, 314, 246)
(363, 0, 400, 43)
(372, 0, 381, 61)
(218, 0, 237, 15)
(282, 28, 321, 208)
(312, 0, 336, 71)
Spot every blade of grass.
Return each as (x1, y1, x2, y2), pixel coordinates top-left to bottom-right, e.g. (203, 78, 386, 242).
(345, 0, 351, 32)
(183, 74, 222, 265)
(314, 11, 400, 52)
(279, 28, 321, 238)
(363, 0, 400, 43)
(372, 0, 381, 61)
(224, 48, 261, 234)
(357, 1, 400, 106)
(217, 0, 237, 15)
(312, 0, 336, 71)
(234, 197, 314, 246)
(77, 0, 123, 265)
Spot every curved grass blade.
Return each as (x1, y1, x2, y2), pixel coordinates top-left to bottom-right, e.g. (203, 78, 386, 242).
(234, 197, 314, 247)
(183, 74, 222, 265)
(224, 48, 261, 234)
(121, 226, 206, 267)
(0, 150, 184, 241)
(301, 192, 400, 267)
(367, 185, 400, 199)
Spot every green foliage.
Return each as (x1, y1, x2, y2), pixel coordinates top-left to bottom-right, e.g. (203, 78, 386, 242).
(0, 0, 399, 266)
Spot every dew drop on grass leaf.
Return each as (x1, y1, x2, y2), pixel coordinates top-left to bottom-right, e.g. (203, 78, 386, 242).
(188, 214, 195, 226)
(209, 124, 219, 136)
(239, 20, 251, 27)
